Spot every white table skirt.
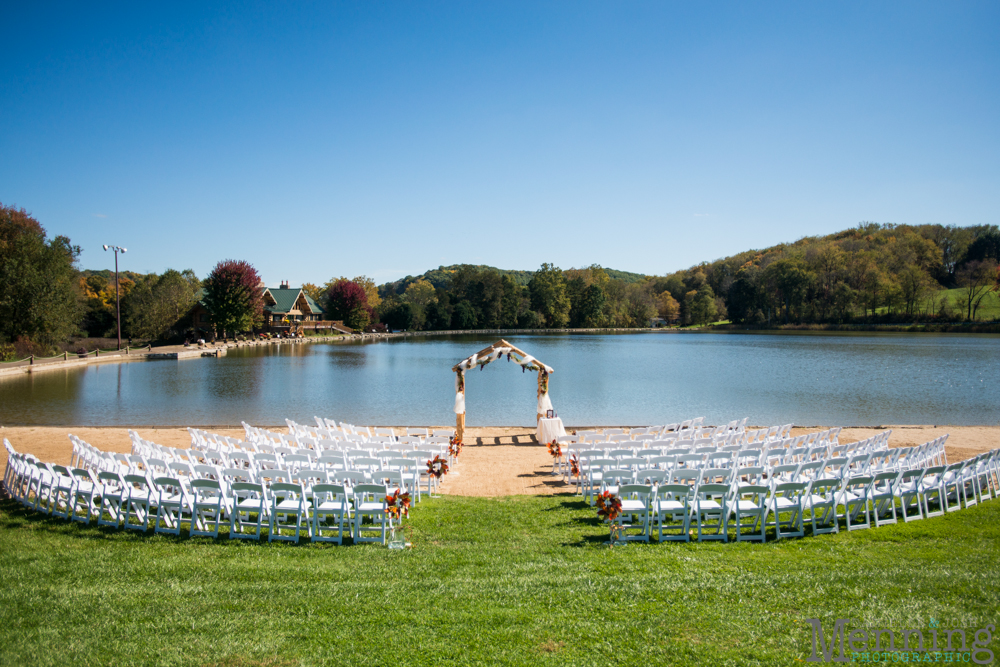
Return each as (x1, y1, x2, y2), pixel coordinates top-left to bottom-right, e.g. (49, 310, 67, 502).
(537, 417, 566, 444)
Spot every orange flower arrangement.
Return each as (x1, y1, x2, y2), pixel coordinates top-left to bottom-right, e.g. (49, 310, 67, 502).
(427, 455, 449, 479)
(596, 491, 622, 523)
(384, 489, 411, 520)
(449, 436, 464, 458)
(569, 454, 580, 478)
(546, 440, 561, 458)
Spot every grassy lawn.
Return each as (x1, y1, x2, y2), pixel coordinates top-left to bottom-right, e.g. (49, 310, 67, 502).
(1, 494, 999, 666)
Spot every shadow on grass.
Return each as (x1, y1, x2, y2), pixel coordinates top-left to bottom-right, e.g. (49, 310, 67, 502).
(549, 497, 590, 511)
(0, 497, 376, 549)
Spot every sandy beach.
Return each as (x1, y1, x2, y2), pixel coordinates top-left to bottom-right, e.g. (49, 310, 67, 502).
(2, 424, 996, 497)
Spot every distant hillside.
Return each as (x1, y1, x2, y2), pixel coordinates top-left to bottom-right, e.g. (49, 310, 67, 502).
(379, 264, 647, 296)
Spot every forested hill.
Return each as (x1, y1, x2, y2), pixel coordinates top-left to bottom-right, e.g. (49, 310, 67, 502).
(655, 222, 1000, 326)
(379, 264, 647, 295)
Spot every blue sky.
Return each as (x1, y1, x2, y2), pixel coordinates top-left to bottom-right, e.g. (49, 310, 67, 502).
(2, 2, 997, 286)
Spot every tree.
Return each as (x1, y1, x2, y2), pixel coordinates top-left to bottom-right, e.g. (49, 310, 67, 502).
(425, 299, 451, 330)
(79, 272, 134, 337)
(325, 278, 372, 330)
(832, 282, 856, 322)
(528, 263, 570, 328)
(124, 269, 200, 341)
(0, 204, 81, 346)
(688, 284, 718, 325)
(658, 291, 680, 323)
(577, 283, 607, 327)
(381, 301, 414, 331)
(956, 259, 999, 321)
(453, 301, 478, 329)
(403, 279, 436, 308)
(625, 283, 657, 327)
(765, 258, 814, 323)
(202, 260, 264, 337)
(352, 276, 382, 311)
(898, 265, 931, 317)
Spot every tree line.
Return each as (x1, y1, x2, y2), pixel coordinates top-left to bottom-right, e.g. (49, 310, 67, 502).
(3, 201, 999, 360)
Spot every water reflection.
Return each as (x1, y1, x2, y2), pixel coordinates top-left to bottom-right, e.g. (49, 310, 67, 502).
(0, 333, 997, 427)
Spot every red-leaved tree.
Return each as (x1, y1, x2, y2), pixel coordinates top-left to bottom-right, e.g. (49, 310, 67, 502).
(202, 259, 264, 337)
(325, 278, 374, 330)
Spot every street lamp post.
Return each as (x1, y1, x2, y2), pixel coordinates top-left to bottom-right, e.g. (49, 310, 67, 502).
(103, 244, 127, 349)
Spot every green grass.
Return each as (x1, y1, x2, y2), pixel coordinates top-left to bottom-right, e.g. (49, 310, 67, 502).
(1, 495, 999, 666)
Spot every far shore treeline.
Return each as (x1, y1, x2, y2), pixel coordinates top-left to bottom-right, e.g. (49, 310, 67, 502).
(2, 202, 999, 361)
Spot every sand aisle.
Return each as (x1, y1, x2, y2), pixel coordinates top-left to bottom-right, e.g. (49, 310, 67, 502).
(1, 425, 996, 497)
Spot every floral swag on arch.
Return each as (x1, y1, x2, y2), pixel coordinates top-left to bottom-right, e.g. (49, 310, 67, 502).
(450, 339, 555, 441)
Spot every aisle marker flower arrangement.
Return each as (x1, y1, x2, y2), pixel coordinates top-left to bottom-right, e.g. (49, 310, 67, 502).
(448, 436, 464, 458)
(596, 490, 625, 545)
(384, 489, 411, 521)
(546, 440, 561, 458)
(427, 455, 450, 479)
(569, 454, 580, 478)
(596, 491, 622, 523)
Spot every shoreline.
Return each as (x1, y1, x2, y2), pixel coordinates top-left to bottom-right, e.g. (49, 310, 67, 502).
(4, 324, 997, 378)
(3, 424, 996, 497)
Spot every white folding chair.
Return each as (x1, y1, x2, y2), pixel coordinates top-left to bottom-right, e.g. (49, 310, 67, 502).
(123, 474, 156, 531)
(229, 482, 267, 540)
(96, 471, 128, 528)
(653, 484, 691, 542)
(311, 483, 352, 545)
(895, 468, 926, 522)
(268, 483, 310, 543)
(617, 484, 652, 543)
(768, 482, 806, 539)
(152, 476, 193, 536)
(838, 476, 873, 531)
(352, 484, 391, 544)
(870, 471, 901, 527)
(692, 483, 729, 542)
(190, 479, 226, 538)
(805, 478, 840, 536)
(731, 484, 768, 542)
(69, 468, 99, 524)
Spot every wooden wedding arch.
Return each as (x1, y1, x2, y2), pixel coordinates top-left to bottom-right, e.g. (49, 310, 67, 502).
(451, 339, 553, 441)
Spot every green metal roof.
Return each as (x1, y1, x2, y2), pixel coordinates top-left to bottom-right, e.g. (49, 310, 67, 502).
(302, 293, 323, 314)
(194, 286, 323, 317)
(263, 286, 324, 315)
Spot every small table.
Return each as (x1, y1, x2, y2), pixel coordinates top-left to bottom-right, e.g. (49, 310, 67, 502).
(537, 417, 566, 444)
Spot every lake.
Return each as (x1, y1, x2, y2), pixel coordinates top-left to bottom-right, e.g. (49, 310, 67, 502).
(0, 332, 997, 427)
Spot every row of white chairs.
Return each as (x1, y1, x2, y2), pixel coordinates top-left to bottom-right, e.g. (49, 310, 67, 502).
(601, 446, 999, 543)
(555, 431, 901, 480)
(124, 444, 440, 500)
(567, 424, 839, 451)
(571, 434, 947, 502)
(5, 438, 413, 545)
(131, 432, 454, 481)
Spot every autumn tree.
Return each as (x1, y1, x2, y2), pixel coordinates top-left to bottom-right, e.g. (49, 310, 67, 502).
(658, 291, 680, 323)
(404, 279, 436, 310)
(202, 260, 264, 337)
(325, 278, 373, 330)
(351, 275, 381, 311)
(0, 203, 81, 346)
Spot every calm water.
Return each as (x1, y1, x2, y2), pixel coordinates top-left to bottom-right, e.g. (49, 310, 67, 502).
(0, 333, 997, 427)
